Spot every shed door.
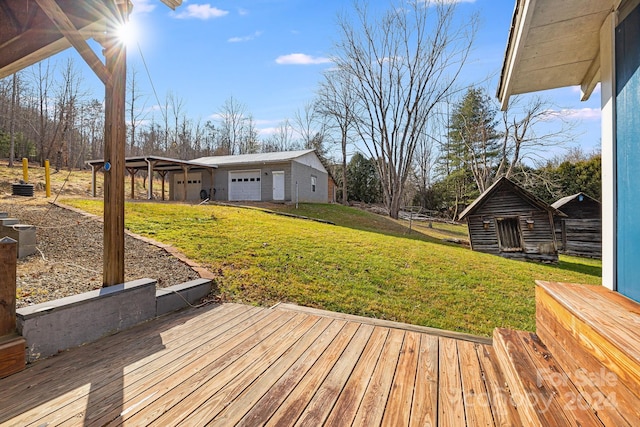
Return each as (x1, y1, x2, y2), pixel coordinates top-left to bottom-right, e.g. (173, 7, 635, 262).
(229, 170, 261, 201)
(616, 3, 640, 302)
(273, 171, 285, 201)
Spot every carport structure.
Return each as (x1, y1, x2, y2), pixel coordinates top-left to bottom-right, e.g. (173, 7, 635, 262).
(0, 0, 181, 286)
(87, 156, 217, 201)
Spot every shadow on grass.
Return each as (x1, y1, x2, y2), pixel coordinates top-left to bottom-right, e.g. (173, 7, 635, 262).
(242, 202, 466, 247)
(556, 260, 602, 278)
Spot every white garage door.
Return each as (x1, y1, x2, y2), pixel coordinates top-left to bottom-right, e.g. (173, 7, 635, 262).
(229, 170, 261, 201)
(173, 172, 203, 201)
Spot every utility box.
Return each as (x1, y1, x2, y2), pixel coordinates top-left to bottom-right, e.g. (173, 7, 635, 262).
(1, 225, 36, 258)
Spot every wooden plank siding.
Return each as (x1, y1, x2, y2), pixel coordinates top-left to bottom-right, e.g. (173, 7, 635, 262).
(466, 186, 558, 262)
(0, 303, 521, 426)
(558, 219, 602, 258)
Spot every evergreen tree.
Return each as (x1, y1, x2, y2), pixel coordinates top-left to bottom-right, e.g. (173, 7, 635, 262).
(347, 153, 382, 204)
(446, 87, 501, 194)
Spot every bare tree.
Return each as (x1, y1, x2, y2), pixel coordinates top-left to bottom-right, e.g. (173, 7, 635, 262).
(8, 73, 20, 167)
(332, 0, 476, 218)
(217, 96, 257, 155)
(496, 96, 577, 180)
(263, 119, 297, 152)
(316, 68, 358, 205)
(293, 102, 328, 156)
(31, 60, 55, 166)
(127, 67, 148, 156)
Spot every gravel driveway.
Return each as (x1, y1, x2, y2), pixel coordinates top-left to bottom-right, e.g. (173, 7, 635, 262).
(1, 198, 202, 308)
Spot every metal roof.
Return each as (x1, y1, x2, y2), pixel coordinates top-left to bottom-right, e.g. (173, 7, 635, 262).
(497, 0, 614, 109)
(86, 156, 216, 172)
(194, 149, 316, 167)
(458, 176, 566, 221)
(551, 192, 600, 210)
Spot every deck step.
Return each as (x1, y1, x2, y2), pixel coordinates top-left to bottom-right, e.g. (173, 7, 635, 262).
(493, 328, 604, 426)
(535, 281, 640, 424)
(0, 334, 25, 379)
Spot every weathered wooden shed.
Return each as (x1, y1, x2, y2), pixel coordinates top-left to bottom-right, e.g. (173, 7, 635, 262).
(458, 177, 565, 263)
(552, 193, 602, 258)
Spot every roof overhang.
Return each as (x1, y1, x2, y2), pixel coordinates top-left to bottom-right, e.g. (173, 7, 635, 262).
(497, 0, 616, 110)
(87, 156, 217, 172)
(0, 0, 182, 80)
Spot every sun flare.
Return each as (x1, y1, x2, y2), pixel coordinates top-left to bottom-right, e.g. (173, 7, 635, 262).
(116, 20, 138, 46)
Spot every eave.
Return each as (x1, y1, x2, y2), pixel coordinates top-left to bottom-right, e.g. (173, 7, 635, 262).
(497, 0, 615, 110)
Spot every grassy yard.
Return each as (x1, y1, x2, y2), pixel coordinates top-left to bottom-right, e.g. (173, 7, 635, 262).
(64, 199, 601, 337)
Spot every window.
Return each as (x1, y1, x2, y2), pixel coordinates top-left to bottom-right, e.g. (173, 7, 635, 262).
(311, 176, 317, 192)
(496, 217, 523, 251)
(232, 178, 236, 182)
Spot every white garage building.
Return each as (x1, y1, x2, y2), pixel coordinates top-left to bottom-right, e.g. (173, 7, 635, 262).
(170, 149, 331, 203)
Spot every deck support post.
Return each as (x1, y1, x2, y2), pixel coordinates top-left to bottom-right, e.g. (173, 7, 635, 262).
(0, 237, 25, 378)
(101, 2, 128, 287)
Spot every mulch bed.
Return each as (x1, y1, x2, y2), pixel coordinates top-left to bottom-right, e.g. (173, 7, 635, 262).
(1, 197, 203, 308)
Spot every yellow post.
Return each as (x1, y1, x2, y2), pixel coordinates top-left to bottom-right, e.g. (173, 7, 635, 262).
(44, 160, 51, 198)
(21, 158, 28, 183)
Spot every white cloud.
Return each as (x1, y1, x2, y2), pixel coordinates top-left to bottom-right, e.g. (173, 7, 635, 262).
(558, 108, 601, 121)
(275, 53, 332, 65)
(238, 8, 249, 16)
(228, 31, 263, 43)
(174, 4, 229, 20)
(258, 127, 279, 136)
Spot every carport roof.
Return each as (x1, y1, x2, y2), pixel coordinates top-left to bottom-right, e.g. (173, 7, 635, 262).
(497, 0, 614, 110)
(86, 156, 217, 172)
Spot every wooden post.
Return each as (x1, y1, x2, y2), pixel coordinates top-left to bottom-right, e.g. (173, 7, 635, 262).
(182, 166, 189, 202)
(102, 2, 128, 287)
(0, 237, 17, 336)
(147, 160, 154, 200)
(0, 236, 24, 378)
(22, 158, 28, 182)
(44, 159, 51, 197)
(159, 171, 167, 201)
(127, 167, 136, 200)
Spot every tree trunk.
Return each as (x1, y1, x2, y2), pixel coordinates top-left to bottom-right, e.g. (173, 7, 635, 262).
(341, 130, 348, 205)
(9, 74, 17, 167)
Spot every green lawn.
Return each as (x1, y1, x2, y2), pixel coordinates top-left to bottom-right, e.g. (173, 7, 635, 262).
(65, 200, 601, 336)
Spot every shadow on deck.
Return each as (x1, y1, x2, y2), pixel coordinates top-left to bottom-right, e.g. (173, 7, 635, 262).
(1, 280, 638, 425)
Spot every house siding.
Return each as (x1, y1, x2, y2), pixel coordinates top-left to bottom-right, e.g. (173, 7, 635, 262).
(291, 161, 328, 203)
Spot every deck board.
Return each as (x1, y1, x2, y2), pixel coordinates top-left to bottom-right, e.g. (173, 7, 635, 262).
(0, 303, 523, 426)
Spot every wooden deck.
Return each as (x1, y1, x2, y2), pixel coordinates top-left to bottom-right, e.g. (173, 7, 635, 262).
(0, 303, 521, 426)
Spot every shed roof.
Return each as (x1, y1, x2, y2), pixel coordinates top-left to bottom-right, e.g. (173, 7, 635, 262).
(458, 176, 566, 221)
(194, 149, 317, 167)
(551, 192, 601, 210)
(497, 0, 614, 109)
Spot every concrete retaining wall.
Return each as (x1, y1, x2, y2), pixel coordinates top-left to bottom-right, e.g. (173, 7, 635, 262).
(17, 278, 212, 362)
(156, 279, 212, 316)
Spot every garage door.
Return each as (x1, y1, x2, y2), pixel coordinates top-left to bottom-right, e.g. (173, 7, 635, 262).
(173, 172, 202, 201)
(229, 170, 261, 201)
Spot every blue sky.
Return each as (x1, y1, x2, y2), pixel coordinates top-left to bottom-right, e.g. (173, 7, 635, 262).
(68, 0, 601, 159)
